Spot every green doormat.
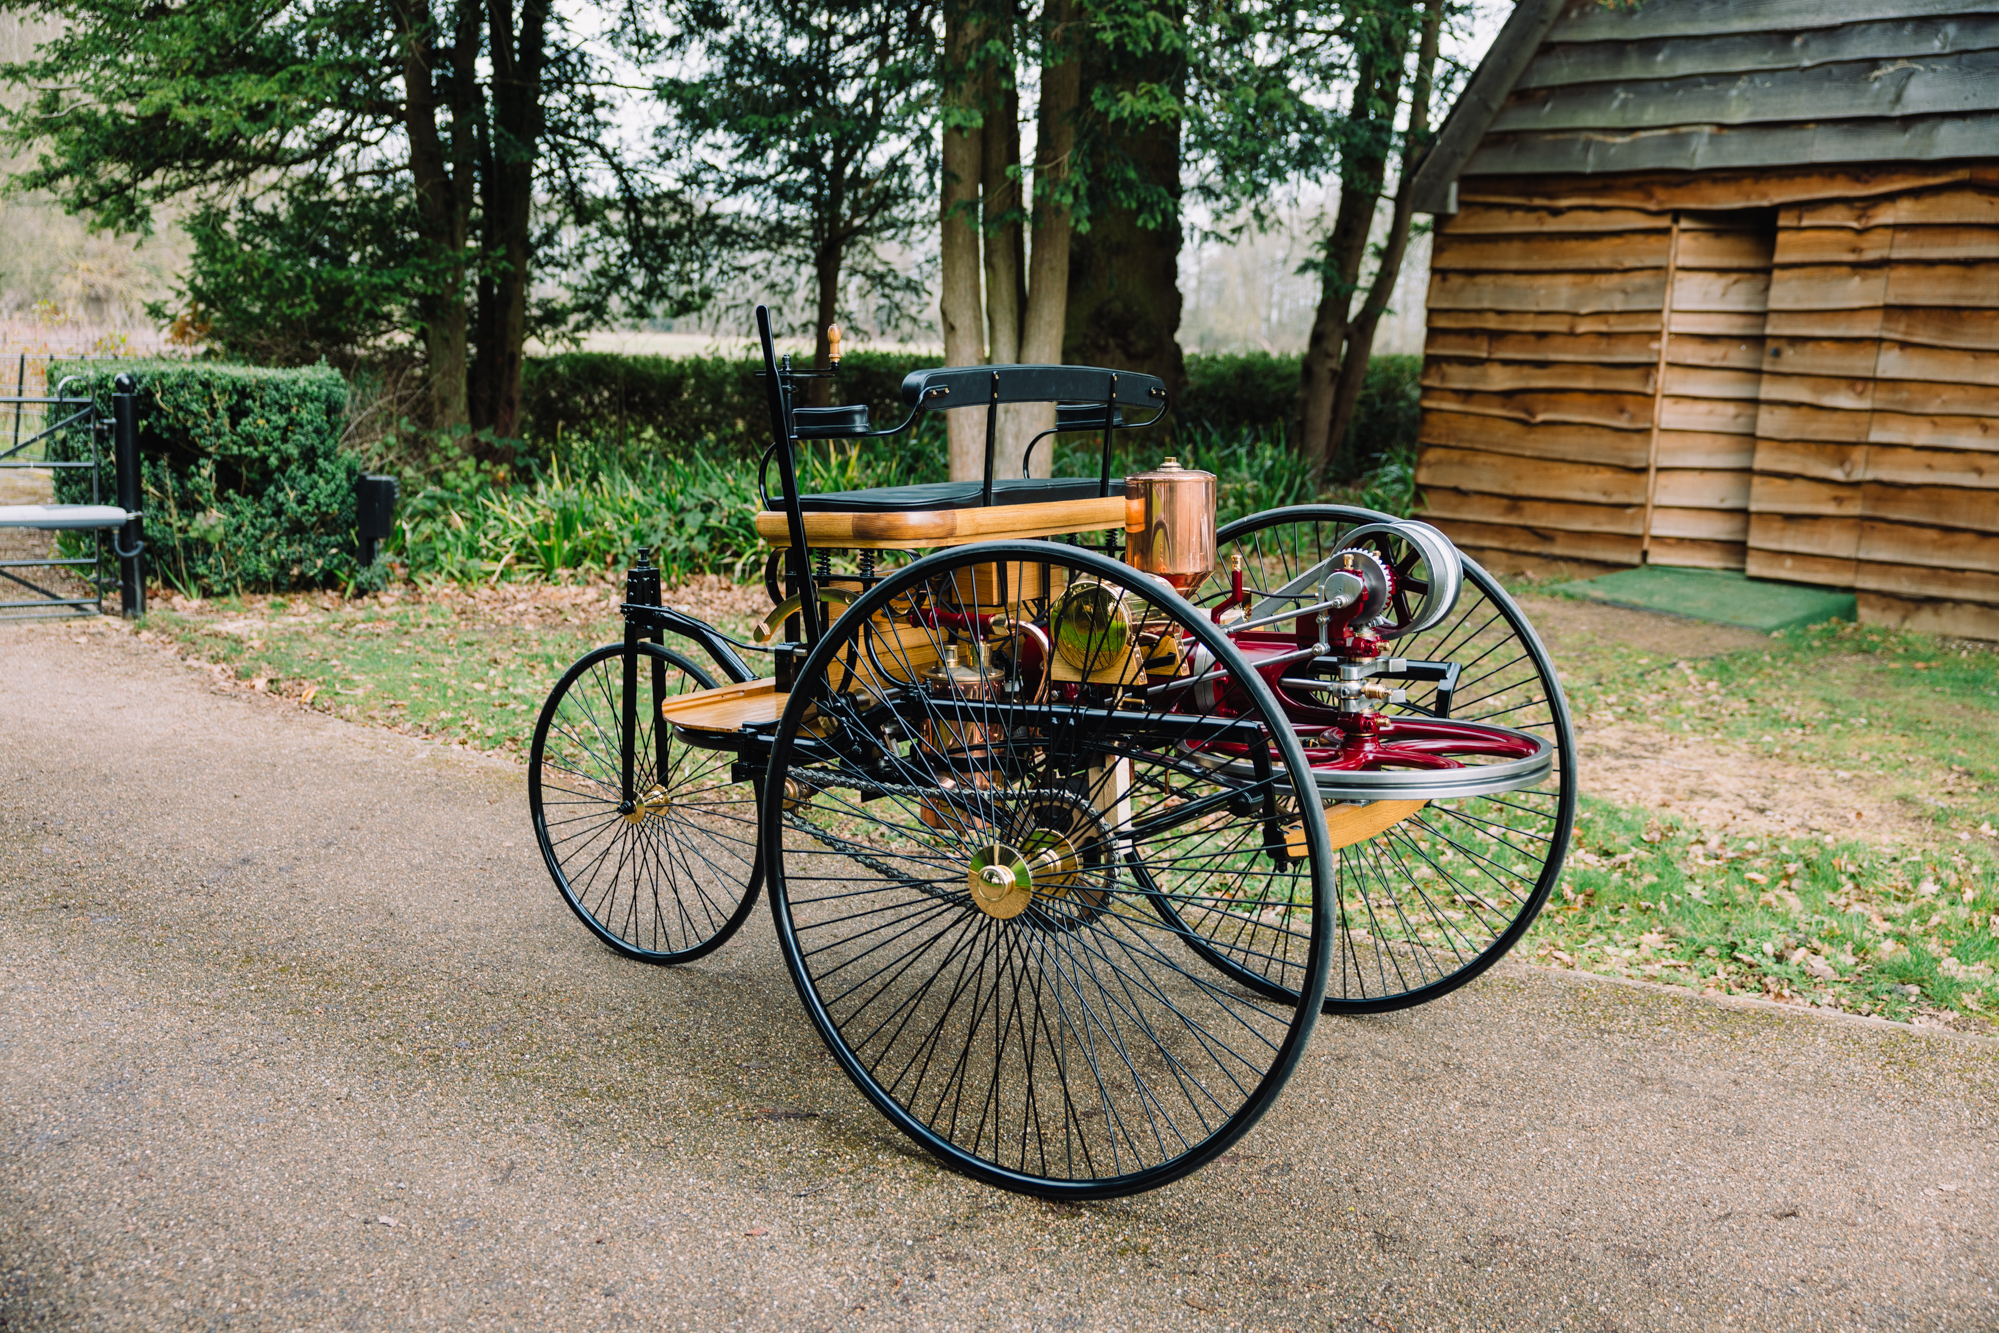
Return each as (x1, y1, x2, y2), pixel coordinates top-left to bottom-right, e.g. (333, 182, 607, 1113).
(1551, 565, 1857, 634)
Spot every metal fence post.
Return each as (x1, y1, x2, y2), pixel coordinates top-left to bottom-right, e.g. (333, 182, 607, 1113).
(355, 474, 398, 568)
(111, 373, 144, 618)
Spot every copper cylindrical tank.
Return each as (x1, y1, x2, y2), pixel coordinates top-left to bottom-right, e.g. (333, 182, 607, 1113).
(1124, 457, 1216, 592)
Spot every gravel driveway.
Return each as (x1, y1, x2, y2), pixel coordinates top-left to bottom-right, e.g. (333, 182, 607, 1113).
(2, 622, 1995, 1332)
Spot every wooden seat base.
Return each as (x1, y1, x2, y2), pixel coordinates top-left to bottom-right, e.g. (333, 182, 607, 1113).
(658, 678, 782, 733)
(1284, 799, 1430, 858)
(757, 494, 1125, 550)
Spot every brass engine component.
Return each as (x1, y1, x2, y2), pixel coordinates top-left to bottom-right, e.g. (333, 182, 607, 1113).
(754, 587, 857, 644)
(1052, 579, 1135, 674)
(922, 640, 1004, 697)
(1123, 457, 1217, 592)
(1050, 581, 1184, 685)
(914, 643, 1004, 832)
(920, 640, 1004, 760)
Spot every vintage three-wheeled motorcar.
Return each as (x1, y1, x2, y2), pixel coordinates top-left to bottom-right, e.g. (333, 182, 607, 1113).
(528, 308, 1574, 1198)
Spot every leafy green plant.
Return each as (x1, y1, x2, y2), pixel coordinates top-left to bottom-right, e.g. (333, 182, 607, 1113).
(1179, 351, 1300, 437)
(392, 408, 1427, 585)
(386, 345, 1431, 583)
(393, 433, 765, 584)
(51, 358, 359, 594)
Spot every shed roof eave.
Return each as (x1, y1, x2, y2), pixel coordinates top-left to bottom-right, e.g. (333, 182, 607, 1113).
(1410, 0, 1569, 214)
(1462, 112, 1999, 176)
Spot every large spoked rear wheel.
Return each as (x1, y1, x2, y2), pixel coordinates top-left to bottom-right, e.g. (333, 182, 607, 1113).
(1191, 504, 1576, 1013)
(530, 641, 762, 963)
(762, 542, 1334, 1199)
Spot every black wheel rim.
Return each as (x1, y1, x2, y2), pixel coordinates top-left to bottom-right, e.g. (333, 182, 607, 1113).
(530, 642, 762, 963)
(1189, 504, 1577, 1013)
(763, 542, 1332, 1199)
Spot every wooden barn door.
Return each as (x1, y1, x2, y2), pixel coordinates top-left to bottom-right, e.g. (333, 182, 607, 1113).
(1413, 195, 1779, 574)
(1638, 210, 1778, 569)
(1745, 178, 1999, 640)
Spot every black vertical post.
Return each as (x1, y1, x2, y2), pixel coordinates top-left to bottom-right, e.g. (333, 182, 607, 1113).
(980, 372, 1001, 508)
(111, 373, 144, 618)
(355, 474, 399, 568)
(10, 353, 23, 454)
(1097, 374, 1118, 498)
(755, 305, 820, 654)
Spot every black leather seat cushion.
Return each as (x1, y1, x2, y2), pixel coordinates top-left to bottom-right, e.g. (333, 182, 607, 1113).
(792, 476, 1110, 513)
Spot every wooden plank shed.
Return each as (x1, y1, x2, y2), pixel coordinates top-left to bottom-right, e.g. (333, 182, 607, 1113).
(1406, 0, 1999, 639)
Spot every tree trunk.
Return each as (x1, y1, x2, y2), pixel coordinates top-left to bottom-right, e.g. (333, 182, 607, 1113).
(1010, 0, 1079, 479)
(447, 0, 480, 427)
(1063, 16, 1185, 409)
(1322, 0, 1442, 480)
(396, 0, 471, 434)
(809, 212, 844, 408)
(477, 0, 548, 446)
(1296, 36, 1406, 479)
(940, 0, 987, 481)
(981, 68, 1024, 365)
(471, 110, 498, 434)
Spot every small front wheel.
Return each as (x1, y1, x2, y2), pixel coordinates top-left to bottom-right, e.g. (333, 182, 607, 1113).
(529, 642, 762, 963)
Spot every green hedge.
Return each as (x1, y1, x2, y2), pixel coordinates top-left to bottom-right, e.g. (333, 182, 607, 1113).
(51, 359, 357, 594)
(518, 350, 935, 458)
(1180, 351, 1301, 436)
(519, 349, 1422, 477)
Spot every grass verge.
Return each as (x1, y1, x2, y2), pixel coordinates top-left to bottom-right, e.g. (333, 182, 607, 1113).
(1556, 616, 1999, 839)
(138, 579, 765, 757)
(1531, 798, 1998, 1028)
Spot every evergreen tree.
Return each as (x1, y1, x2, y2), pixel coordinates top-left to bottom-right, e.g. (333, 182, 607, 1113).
(0, 0, 707, 445)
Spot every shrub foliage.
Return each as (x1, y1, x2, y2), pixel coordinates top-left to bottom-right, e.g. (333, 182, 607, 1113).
(518, 347, 1422, 478)
(52, 359, 357, 594)
(517, 350, 940, 458)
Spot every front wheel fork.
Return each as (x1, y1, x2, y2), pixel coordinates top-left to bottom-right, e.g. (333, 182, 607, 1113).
(619, 548, 671, 810)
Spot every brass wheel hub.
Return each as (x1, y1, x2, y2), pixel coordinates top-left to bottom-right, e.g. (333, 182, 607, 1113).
(966, 843, 1034, 920)
(623, 784, 671, 825)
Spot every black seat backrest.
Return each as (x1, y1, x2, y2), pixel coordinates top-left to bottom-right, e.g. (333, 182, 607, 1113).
(899, 364, 1166, 413)
(792, 403, 871, 439)
(899, 364, 1168, 505)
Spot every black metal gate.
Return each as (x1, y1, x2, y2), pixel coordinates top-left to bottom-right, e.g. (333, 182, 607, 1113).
(0, 357, 145, 618)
